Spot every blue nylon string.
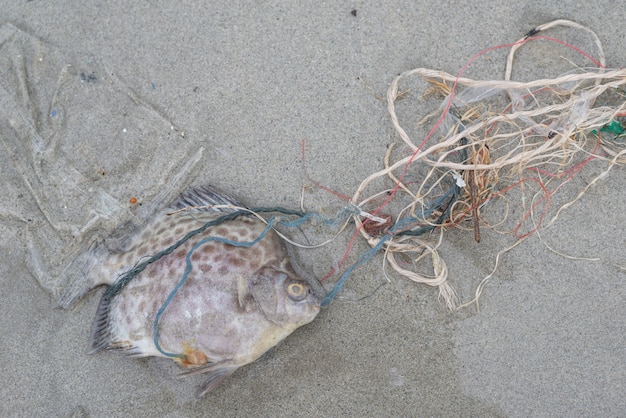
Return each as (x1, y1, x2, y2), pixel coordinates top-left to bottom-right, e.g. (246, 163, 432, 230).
(116, 189, 461, 358)
(277, 206, 356, 228)
(153, 217, 278, 358)
(320, 234, 391, 307)
(320, 183, 460, 307)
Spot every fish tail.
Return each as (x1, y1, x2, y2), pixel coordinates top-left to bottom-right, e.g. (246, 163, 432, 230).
(57, 241, 110, 309)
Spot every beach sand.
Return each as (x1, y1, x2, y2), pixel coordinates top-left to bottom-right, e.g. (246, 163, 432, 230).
(1, 2, 623, 416)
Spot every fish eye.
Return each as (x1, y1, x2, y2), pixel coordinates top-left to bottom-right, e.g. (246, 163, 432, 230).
(286, 282, 308, 301)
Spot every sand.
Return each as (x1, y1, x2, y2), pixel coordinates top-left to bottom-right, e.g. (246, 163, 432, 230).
(0, 2, 623, 416)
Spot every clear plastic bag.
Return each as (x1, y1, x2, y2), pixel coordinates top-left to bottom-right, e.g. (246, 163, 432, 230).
(0, 24, 204, 298)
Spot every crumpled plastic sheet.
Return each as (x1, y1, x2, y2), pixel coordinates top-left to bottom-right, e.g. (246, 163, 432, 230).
(0, 24, 204, 299)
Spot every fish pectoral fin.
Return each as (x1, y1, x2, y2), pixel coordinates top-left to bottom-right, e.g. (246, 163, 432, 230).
(237, 275, 251, 309)
(178, 361, 239, 397)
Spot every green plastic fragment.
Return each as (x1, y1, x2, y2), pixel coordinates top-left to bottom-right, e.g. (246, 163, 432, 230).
(600, 119, 625, 136)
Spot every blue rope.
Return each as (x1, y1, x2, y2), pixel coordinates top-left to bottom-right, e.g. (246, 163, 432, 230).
(277, 206, 356, 228)
(320, 234, 391, 307)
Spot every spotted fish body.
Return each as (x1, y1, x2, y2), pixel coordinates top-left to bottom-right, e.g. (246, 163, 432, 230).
(60, 185, 320, 395)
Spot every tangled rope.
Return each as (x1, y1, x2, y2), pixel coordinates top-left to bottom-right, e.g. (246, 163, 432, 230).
(346, 19, 626, 310)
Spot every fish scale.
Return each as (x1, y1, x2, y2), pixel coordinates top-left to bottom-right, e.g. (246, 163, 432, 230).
(59, 185, 320, 396)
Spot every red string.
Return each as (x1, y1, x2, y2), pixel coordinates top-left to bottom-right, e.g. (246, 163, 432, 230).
(300, 139, 352, 202)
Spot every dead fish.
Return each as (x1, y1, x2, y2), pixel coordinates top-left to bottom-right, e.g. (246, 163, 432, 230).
(59, 185, 321, 396)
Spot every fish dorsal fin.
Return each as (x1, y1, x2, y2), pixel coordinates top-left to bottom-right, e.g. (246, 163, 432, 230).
(171, 185, 247, 212)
